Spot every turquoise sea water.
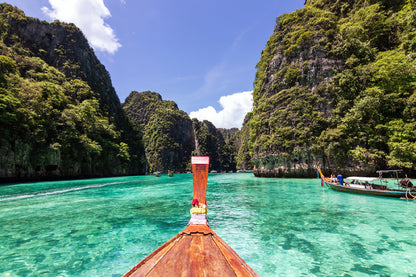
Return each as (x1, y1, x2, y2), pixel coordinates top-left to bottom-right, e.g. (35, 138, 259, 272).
(0, 173, 415, 276)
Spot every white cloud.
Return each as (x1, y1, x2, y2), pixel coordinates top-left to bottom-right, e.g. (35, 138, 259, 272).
(189, 91, 253, 129)
(42, 0, 121, 54)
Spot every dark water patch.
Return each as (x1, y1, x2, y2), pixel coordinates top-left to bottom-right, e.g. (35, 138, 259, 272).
(11, 238, 31, 247)
(381, 234, 389, 240)
(309, 263, 322, 275)
(376, 247, 389, 254)
(34, 254, 46, 263)
(351, 263, 391, 276)
(68, 229, 79, 235)
(348, 241, 369, 258)
(391, 225, 406, 232)
(14, 268, 34, 276)
(281, 233, 318, 255)
(387, 240, 403, 250)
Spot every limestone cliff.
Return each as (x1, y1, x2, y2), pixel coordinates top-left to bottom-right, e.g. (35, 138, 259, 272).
(192, 119, 236, 172)
(123, 91, 237, 173)
(243, 0, 416, 177)
(123, 91, 194, 172)
(0, 4, 145, 181)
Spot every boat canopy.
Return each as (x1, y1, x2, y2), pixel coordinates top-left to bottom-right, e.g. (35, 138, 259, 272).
(346, 176, 379, 182)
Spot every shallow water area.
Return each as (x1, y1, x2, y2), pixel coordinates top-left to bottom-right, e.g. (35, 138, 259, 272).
(0, 173, 415, 276)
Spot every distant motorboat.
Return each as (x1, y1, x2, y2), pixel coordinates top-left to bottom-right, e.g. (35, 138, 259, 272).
(318, 169, 416, 200)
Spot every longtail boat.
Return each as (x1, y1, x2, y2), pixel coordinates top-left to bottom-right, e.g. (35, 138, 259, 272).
(318, 169, 416, 200)
(123, 156, 259, 276)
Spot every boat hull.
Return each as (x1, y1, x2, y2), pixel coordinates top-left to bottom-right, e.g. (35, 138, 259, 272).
(324, 180, 408, 198)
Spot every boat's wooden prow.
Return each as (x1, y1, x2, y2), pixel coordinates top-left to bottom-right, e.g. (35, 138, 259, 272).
(189, 156, 209, 225)
(123, 156, 259, 277)
(191, 156, 209, 207)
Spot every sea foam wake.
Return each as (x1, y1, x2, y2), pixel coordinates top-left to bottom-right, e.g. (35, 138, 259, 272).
(0, 181, 133, 202)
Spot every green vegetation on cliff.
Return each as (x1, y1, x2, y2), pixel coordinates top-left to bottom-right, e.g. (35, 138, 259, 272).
(123, 91, 194, 173)
(245, 0, 416, 176)
(234, 112, 253, 170)
(192, 119, 236, 172)
(0, 4, 145, 179)
(123, 91, 238, 173)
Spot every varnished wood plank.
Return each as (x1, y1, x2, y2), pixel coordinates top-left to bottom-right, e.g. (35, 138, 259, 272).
(148, 232, 194, 276)
(190, 234, 236, 277)
(192, 164, 209, 205)
(181, 224, 213, 235)
(211, 233, 259, 277)
(124, 234, 181, 277)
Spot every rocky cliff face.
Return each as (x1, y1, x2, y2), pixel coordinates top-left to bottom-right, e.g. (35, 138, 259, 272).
(123, 91, 237, 173)
(0, 4, 145, 181)
(192, 120, 236, 172)
(2, 8, 121, 120)
(242, 0, 416, 177)
(247, 2, 343, 177)
(123, 91, 195, 172)
(234, 113, 253, 170)
(1, 4, 144, 165)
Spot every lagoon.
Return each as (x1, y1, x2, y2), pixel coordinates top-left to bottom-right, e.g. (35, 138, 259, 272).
(0, 173, 415, 276)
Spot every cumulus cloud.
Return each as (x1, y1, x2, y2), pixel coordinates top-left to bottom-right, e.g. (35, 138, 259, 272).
(42, 0, 121, 54)
(190, 91, 253, 129)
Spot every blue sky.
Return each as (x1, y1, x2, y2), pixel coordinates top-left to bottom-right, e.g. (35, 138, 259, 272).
(4, 0, 304, 128)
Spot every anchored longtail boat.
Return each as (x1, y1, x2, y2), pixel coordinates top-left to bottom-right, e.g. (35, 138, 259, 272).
(318, 169, 416, 200)
(123, 156, 259, 276)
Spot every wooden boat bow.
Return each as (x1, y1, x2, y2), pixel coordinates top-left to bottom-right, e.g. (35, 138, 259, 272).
(123, 156, 259, 277)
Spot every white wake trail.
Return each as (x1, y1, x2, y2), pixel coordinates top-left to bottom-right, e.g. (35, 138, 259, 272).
(0, 181, 134, 202)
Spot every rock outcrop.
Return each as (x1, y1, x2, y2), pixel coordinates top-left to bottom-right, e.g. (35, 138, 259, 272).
(241, 0, 416, 177)
(123, 91, 194, 172)
(0, 4, 145, 181)
(123, 91, 237, 173)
